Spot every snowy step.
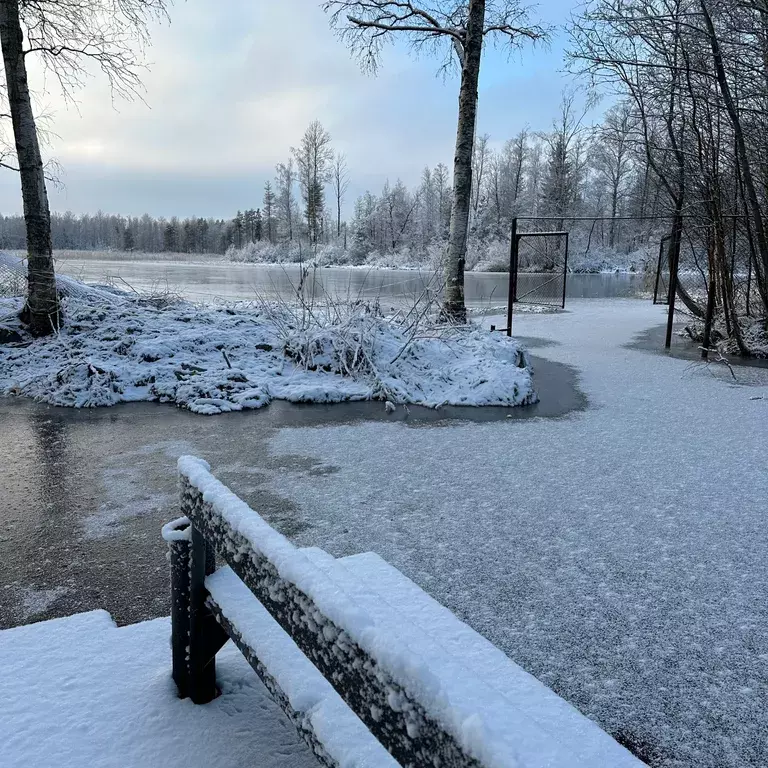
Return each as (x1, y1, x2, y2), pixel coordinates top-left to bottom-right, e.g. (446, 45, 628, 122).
(0, 610, 321, 768)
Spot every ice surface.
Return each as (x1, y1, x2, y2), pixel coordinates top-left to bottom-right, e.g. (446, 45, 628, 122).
(18, 585, 68, 620)
(0, 609, 320, 767)
(265, 299, 768, 768)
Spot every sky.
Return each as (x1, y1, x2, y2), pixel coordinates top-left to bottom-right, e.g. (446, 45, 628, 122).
(0, 0, 587, 220)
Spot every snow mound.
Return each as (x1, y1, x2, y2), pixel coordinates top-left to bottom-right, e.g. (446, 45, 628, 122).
(0, 290, 537, 413)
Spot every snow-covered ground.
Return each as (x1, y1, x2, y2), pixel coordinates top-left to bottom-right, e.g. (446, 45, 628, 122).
(0, 610, 320, 767)
(261, 299, 768, 768)
(0, 290, 535, 413)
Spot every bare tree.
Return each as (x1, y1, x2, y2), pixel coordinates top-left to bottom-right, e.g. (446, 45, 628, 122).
(0, 0, 168, 335)
(275, 159, 297, 242)
(323, 0, 546, 321)
(331, 152, 350, 239)
(292, 121, 334, 246)
(590, 101, 634, 246)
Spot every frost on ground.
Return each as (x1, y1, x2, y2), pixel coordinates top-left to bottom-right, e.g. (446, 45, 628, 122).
(0, 285, 536, 414)
(19, 586, 68, 620)
(0, 610, 320, 768)
(265, 300, 768, 768)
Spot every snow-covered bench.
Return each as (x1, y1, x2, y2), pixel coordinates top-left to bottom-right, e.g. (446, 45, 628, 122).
(164, 456, 645, 768)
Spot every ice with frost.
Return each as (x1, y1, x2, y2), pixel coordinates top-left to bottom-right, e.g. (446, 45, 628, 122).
(0, 284, 536, 413)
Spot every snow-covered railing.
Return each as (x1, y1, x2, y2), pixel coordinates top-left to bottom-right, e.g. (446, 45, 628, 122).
(165, 456, 646, 768)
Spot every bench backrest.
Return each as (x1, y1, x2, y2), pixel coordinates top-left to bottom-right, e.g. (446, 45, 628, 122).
(167, 455, 645, 768)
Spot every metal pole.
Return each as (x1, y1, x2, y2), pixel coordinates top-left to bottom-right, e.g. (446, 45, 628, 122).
(665, 223, 681, 349)
(702, 269, 716, 360)
(561, 232, 569, 309)
(187, 526, 221, 704)
(506, 218, 518, 336)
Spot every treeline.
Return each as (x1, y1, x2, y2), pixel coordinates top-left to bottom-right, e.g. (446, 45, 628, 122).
(0, 211, 235, 254)
(0, 100, 682, 275)
(345, 92, 670, 271)
(226, 107, 665, 272)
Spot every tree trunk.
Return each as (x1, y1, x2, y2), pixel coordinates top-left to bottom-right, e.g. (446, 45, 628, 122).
(0, 0, 59, 335)
(443, 0, 485, 322)
(609, 181, 619, 248)
(700, 0, 768, 310)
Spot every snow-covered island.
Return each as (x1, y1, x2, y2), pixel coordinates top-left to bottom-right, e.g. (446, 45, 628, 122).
(0, 279, 537, 414)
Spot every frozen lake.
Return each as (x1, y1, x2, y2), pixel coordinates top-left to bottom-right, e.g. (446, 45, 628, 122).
(54, 253, 647, 305)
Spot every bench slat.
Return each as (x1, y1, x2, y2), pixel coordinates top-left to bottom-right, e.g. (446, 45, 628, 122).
(207, 566, 399, 768)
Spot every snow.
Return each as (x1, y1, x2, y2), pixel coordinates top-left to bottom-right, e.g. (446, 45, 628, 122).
(206, 567, 400, 768)
(0, 272, 535, 413)
(0, 610, 320, 768)
(296, 548, 644, 768)
(263, 299, 768, 768)
(181, 456, 641, 767)
(161, 516, 191, 542)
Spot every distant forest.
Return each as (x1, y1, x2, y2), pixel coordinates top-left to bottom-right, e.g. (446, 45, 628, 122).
(0, 211, 236, 254)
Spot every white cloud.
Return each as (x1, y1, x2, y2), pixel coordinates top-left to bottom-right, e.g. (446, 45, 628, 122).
(0, 0, 577, 216)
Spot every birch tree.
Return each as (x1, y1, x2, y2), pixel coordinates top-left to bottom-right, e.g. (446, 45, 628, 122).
(323, 0, 546, 321)
(275, 159, 297, 242)
(0, 0, 168, 336)
(331, 152, 350, 239)
(292, 121, 334, 246)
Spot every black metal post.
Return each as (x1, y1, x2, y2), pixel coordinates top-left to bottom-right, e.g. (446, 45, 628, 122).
(665, 223, 682, 349)
(506, 218, 518, 336)
(187, 525, 226, 705)
(702, 269, 717, 360)
(561, 232, 569, 309)
(169, 520, 191, 699)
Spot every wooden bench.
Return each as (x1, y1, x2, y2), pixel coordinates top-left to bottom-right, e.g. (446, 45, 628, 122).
(164, 455, 645, 768)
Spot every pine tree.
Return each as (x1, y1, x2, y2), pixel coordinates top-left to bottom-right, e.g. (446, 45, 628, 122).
(263, 182, 276, 244)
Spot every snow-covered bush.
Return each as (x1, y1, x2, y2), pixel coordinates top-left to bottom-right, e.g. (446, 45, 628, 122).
(682, 313, 768, 358)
